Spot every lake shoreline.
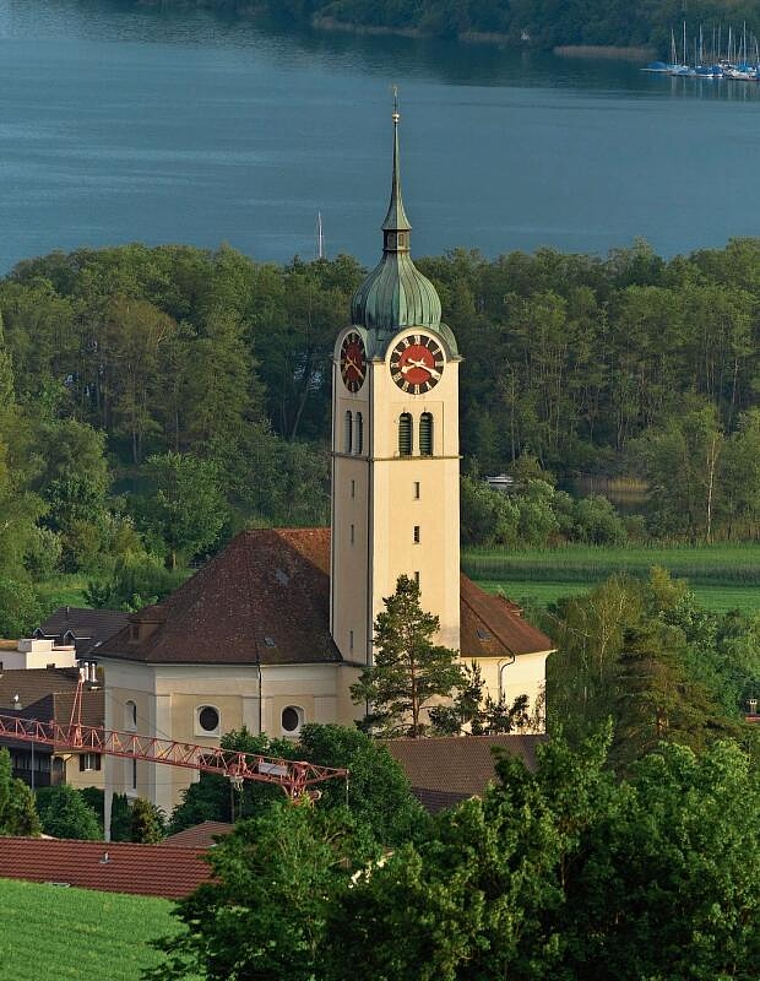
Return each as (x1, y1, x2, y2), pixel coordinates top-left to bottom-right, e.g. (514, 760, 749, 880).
(133, 2, 656, 56)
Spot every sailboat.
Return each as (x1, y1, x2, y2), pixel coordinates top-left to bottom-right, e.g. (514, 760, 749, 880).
(316, 212, 326, 261)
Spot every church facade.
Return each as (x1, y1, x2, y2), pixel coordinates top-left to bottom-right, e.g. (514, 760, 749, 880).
(97, 107, 553, 816)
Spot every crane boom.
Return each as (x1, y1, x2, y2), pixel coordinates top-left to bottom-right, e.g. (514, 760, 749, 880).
(0, 709, 348, 798)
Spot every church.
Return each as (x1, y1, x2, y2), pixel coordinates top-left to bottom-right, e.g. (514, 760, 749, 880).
(97, 105, 553, 816)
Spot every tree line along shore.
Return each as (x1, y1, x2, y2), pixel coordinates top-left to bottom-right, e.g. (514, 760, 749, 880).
(128, 0, 760, 56)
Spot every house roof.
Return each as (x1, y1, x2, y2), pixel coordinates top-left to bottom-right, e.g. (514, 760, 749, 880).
(98, 529, 342, 666)
(163, 821, 234, 849)
(0, 668, 80, 713)
(34, 608, 130, 658)
(0, 837, 212, 899)
(97, 528, 552, 666)
(384, 734, 548, 813)
(23, 689, 105, 731)
(0, 675, 104, 754)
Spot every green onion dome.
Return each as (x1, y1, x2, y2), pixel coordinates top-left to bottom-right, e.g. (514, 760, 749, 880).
(350, 100, 445, 344)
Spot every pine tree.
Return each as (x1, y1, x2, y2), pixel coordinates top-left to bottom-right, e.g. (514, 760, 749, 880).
(351, 575, 463, 738)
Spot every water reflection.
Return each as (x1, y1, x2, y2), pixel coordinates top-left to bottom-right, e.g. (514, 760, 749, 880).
(4, 0, 760, 99)
(1, 0, 760, 274)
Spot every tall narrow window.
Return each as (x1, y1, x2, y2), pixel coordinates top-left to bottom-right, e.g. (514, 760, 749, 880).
(356, 412, 364, 454)
(399, 413, 413, 456)
(413, 525, 421, 543)
(414, 571, 420, 586)
(344, 411, 353, 454)
(350, 523, 355, 544)
(413, 481, 421, 500)
(350, 479, 356, 499)
(419, 412, 434, 456)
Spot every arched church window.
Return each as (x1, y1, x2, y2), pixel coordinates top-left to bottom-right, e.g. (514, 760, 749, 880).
(355, 412, 364, 454)
(399, 413, 413, 456)
(125, 700, 137, 731)
(344, 411, 353, 454)
(419, 412, 434, 456)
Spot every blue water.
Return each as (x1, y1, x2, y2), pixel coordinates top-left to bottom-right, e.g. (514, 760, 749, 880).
(1, 0, 759, 272)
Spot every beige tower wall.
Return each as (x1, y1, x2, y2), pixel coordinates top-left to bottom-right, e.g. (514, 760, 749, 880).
(331, 348, 372, 663)
(331, 326, 461, 664)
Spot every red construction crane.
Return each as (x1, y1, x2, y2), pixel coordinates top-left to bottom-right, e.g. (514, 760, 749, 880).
(0, 680, 347, 800)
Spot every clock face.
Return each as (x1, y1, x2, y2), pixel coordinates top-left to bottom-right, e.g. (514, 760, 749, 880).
(340, 331, 366, 393)
(389, 333, 445, 395)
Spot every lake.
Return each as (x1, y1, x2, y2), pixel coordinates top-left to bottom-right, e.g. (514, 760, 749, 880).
(1, 0, 760, 273)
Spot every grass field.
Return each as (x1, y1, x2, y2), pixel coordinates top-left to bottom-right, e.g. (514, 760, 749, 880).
(0, 877, 195, 981)
(465, 543, 760, 613)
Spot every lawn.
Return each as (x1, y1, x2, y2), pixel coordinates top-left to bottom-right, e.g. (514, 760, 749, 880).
(0, 877, 194, 981)
(465, 542, 760, 613)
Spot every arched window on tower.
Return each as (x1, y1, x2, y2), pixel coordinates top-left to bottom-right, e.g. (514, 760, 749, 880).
(344, 411, 353, 454)
(398, 413, 413, 456)
(355, 412, 364, 455)
(419, 412, 434, 456)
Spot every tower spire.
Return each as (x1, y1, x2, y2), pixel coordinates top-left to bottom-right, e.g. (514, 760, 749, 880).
(382, 86, 411, 251)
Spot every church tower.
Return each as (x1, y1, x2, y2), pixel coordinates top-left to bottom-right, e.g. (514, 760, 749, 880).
(330, 100, 461, 663)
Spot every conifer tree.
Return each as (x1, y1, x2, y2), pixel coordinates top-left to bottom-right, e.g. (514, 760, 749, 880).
(351, 575, 463, 737)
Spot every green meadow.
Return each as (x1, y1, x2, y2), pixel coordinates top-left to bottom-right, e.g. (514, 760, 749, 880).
(464, 543, 760, 613)
(0, 878, 194, 981)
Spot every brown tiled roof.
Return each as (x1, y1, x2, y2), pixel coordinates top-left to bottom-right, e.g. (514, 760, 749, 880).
(35, 608, 130, 657)
(0, 668, 80, 712)
(22, 689, 105, 730)
(460, 575, 553, 658)
(0, 837, 212, 899)
(97, 528, 551, 665)
(164, 821, 234, 849)
(98, 529, 341, 666)
(384, 734, 548, 812)
(0, 683, 104, 756)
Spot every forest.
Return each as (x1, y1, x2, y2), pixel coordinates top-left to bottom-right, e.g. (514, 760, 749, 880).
(132, 0, 760, 54)
(1, 238, 760, 632)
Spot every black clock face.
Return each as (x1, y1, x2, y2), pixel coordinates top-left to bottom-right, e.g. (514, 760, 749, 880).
(340, 331, 366, 393)
(389, 333, 445, 395)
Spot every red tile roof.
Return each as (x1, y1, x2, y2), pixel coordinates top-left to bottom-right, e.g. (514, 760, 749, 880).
(97, 528, 552, 666)
(99, 529, 341, 666)
(0, 837, 212, 899)
(384, 734, 548, 812)
(163, 821, 234, 849)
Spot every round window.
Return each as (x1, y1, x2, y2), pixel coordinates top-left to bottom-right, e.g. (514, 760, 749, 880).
(281, 706, 301, 733)
(198, 706, 219, 732)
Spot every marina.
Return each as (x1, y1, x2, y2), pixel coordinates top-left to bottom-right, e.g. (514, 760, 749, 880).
(645, 23, 760, 81)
